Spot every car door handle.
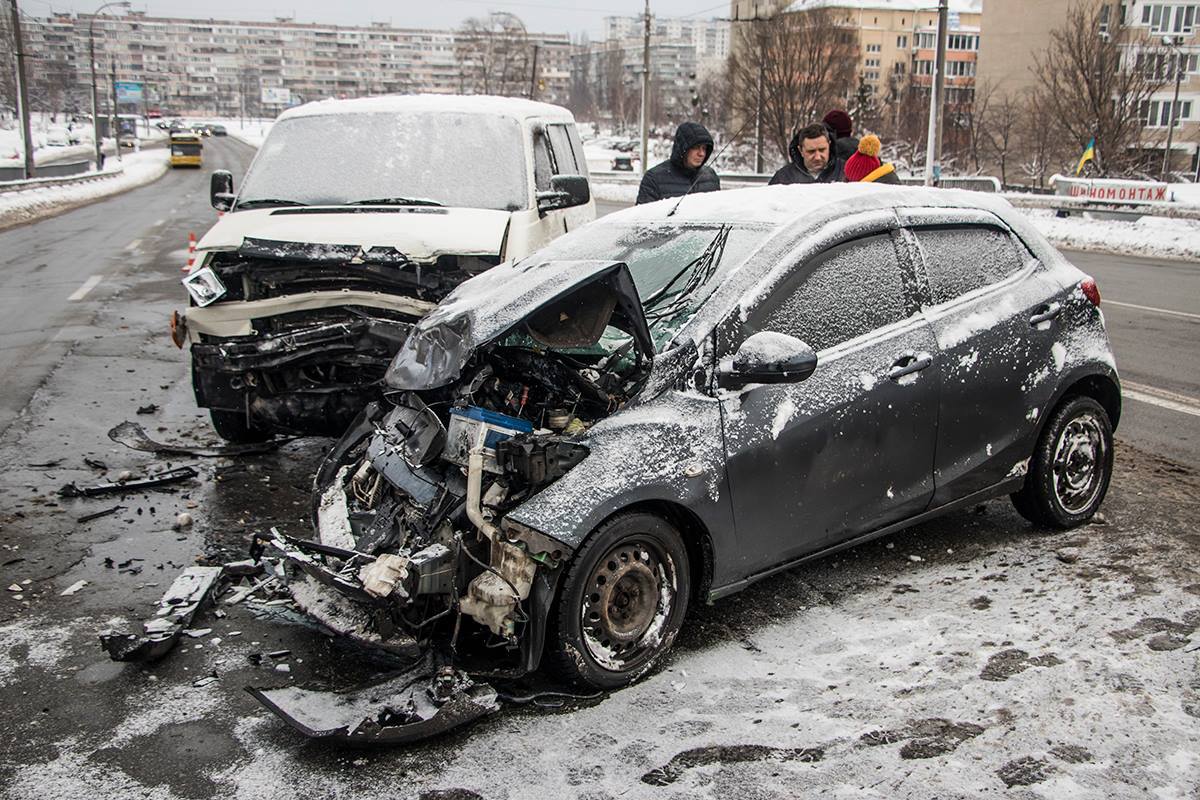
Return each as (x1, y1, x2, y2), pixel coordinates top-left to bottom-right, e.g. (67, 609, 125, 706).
(887, 352, 933, 380)
(1029, 302, 1062, 326)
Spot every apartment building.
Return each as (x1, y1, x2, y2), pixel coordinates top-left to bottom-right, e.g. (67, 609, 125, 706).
(977, 0, 1199, 173)
(17, 11, 572, 116)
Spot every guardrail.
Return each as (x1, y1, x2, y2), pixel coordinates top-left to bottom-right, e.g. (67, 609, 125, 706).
(0, 164, 124, 196)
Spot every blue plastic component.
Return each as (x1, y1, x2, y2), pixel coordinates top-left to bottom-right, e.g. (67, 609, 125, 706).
(450, 406, 533, 433)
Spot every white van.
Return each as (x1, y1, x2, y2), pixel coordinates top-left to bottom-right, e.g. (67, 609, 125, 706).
(175, 95, 595, 441)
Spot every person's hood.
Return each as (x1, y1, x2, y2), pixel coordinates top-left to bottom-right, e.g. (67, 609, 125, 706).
(788, 128, 838, 180)
(384, 259, 654, 391)
(669, 122, 715, 172)
(195, 206, 513, 261)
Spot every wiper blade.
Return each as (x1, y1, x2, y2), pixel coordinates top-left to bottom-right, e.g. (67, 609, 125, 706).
(346, 197, 444, 207)
(235, 198, 308, 209)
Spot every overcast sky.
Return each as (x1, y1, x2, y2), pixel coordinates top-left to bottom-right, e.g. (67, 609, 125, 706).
(28, 0, 731, 38)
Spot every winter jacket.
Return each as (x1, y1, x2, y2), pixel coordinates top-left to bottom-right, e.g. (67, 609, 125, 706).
(635, 122, 721, 205)
(860, 162, 901, 184)
(768, 128, 846, 185)
(832, 134, 859, 162)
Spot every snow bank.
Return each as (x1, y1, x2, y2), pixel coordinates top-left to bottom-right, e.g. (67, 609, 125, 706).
(1024, 208, 1200, 262)
(0, 149, 169, 230)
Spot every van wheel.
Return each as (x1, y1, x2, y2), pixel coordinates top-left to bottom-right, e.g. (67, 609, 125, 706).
(1011, 396, 1113, 528)
(209, 408, 270, 443)
(547, 512, 689, 689)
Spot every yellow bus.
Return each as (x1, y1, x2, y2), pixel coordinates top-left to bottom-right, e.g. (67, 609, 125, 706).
(169, 132, 203, 168)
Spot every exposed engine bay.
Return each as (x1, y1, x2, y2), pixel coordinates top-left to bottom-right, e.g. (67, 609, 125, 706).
(264, 264, 655, 681)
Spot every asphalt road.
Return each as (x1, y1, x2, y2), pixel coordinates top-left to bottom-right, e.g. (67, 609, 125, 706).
(0, 136, 256, 439)
(0, 162, 1196, 798)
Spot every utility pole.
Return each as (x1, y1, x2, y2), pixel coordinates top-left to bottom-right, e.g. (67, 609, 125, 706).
(639, 0, 650, 176)
(110, 56, 122, 163)
(1161, 36, 1184, 180)
(9, 0, 35, 179)
(923, 0, 949, 186)
(529, 43, 539, 100)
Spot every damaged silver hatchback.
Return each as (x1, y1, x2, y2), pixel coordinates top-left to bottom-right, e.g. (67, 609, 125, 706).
(261, 185, 1120, 738)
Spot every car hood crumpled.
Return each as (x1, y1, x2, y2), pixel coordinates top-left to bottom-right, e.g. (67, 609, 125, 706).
(384, 259, 654, 391)
(194, 206, 513, 260)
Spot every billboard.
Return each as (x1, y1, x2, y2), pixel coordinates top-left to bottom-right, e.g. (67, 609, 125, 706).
(261, 87, 292, 105)
(115, 81, 144, 103)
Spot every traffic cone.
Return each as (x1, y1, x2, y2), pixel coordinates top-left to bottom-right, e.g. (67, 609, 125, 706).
(182, 232, 197, 273)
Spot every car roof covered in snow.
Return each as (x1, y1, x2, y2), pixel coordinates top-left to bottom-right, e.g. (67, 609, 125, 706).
(279, 94, 577, 123)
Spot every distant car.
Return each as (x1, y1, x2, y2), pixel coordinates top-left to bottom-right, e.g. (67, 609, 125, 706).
(191, 124, 211, 136)
(611, 154, 634, 171)
(208, 124, 227, 137)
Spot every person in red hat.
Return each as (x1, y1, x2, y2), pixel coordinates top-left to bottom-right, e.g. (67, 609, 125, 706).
(822, 109, 859, 161)
(843, 134, 901, 184)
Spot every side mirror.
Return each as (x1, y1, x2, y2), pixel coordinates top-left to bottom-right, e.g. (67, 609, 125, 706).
(536, 174, 590, 213)
(717, 331, 818, 390)
(210, 170, 235, 211)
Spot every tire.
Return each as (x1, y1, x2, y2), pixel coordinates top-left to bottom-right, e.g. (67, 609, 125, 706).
(208, 408, 270, 444)
(1011, 395, 1113, 528)
(547, 512, 690, 689)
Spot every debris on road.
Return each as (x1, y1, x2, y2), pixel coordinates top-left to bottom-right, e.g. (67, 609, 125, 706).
(173, 512, 193, 530)
(59, 466, 198, 498)
(60, 580, 88, 596)
(108, 420, 288, 457)
(99, 566, 223, 662)
(135, 404, 159, 415)
(83, 458, 108, 471)
(77, 505, 124, 523)
(247, 657, 499, 744)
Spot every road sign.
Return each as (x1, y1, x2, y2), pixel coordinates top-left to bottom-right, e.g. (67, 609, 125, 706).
(115, 81, 144, 103)
(261, 87, 291, 105)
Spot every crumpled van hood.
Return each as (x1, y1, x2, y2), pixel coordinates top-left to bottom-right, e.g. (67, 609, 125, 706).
(385, 259, 654, 391)
(195, 206, 513, 260)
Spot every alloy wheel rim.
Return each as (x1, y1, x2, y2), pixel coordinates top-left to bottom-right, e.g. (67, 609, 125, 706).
(1051, 412, 1106, 514)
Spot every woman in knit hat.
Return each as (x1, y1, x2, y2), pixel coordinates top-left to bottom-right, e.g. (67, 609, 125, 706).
(843, 134, 901, 184)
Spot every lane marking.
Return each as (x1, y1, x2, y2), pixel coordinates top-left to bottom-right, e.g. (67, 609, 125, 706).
(1106, 300, 1200, 321)
(1123, 380, 1200, 418)
(67, 275, 103, 302)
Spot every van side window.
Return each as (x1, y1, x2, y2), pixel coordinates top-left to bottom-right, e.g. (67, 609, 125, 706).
(914, 225, 1025, 305)
(533, 129, 554, 192)
(750, 234, 908, 352)
(547, 124, 578, 173)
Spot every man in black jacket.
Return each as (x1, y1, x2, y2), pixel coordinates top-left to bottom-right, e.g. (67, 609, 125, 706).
(768, 122, 846, 185)
(636, 122, 721, 204)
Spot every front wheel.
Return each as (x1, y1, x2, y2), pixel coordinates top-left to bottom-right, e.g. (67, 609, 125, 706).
(546, 512, 690, 689)
(1011, 395, 1113, 528)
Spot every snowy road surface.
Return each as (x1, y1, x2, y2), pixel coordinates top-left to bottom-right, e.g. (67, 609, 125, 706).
(0, 148, 1197, 799)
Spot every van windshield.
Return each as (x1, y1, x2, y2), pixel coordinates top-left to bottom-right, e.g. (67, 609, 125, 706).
(237, 112, 529, 212)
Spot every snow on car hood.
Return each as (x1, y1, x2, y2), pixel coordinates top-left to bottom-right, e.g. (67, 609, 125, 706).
(194, 206, 512, 260)
(385, 259, 654, 391)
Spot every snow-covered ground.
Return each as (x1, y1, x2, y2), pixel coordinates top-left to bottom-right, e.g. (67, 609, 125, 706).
(0, 149, 169, 231)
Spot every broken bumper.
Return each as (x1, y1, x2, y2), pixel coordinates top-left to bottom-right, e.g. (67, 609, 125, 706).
(182, 290, 436, 341)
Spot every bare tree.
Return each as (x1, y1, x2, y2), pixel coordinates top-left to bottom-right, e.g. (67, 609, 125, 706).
(1019, 88, 1065, 188)
(0, 9, 15, 120)
(980, 88, 1022, 187)
(603, 44, 636, 132)
(1030, 0, 1164, 175)
(568, 34, 597, 120)
(455, 12, 533, 97)
(728, 9, 859, 160)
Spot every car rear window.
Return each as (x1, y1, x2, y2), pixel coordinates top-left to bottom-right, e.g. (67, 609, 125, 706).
(914, 225, 1027, 305)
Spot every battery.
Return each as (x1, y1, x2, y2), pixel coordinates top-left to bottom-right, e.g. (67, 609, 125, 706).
(443, 406, 533, 473)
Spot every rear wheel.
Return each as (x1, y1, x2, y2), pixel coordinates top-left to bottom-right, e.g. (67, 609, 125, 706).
(1011, 395, 1113, 528)
(208, 408, 270, 444)
(547, 512, 690, 689)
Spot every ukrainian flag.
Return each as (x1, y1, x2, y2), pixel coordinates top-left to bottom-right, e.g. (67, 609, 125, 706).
(1075, 138, 1096, 176)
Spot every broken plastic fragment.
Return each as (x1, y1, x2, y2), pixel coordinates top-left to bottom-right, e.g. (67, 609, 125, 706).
(60, 580, 88, 596)
(108, 420, 288, 457)
(99, 566, 223, 662)
(247, 658, 498, 744)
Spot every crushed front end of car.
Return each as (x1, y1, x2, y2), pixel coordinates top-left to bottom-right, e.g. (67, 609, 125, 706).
(253, 259, 657, 740)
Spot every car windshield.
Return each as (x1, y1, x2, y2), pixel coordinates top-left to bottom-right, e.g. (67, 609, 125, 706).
(527, 221, 772, 350)
(237, 112, 529, 212)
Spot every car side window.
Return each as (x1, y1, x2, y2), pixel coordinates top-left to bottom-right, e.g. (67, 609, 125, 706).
(914, 225, 1026, 305)
(749, 233, 909, 352)
(533, 129, 554, 192)
(547, 124, 578, 173)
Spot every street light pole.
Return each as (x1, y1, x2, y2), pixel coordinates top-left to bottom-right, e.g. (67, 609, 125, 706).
(639, 0, 650, 176)
(8, 0, 34, 179)
(88, 1, 130, 171)
(1161, 35, 1184, 181)
(923, 0, 949, 186)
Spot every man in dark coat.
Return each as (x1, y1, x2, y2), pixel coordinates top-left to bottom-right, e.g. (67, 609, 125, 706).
(635, 122, 721, 204)
(822, 109, 859, 161)
(768, 122, 845, 185)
